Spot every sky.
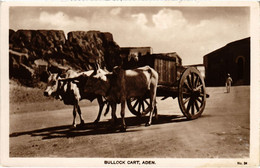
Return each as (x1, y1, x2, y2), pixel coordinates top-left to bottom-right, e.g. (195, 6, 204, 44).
(9, 6, 250, 65)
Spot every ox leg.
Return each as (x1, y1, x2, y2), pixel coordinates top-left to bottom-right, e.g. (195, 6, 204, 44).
(94, 97, 105, 124)
(120, 101, 127, 132)
(72, 105, 77, 128)
(76, 104, 85, 126)
(145, 107, 154, 127)
(154, 105, 158, 120)
(104, 102, 110, 116)
(110, 103, 117, 125)
(146, 96, 157, 127)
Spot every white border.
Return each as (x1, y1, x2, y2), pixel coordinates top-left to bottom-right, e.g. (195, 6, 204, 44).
(1, 1, 259, 167)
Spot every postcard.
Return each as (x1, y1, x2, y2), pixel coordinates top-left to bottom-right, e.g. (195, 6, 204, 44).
(1, 1, 259, 167)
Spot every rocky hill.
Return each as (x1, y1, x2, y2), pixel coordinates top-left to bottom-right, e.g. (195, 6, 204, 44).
(9, 29, 121, 86)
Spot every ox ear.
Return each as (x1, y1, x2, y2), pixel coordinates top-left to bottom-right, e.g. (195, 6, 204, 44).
(93, 62, 101, 75)
(96, 63, 100, 70)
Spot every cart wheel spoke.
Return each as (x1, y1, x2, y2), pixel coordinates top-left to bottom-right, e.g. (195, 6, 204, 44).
(183, 97, 190, 105)
(199, 93, 204, 97)
(191, 73, 194, 88)
(197, 97, 203, 104)
(184, 80, 192, 91)
(191, 101, 195, 115)
(141, 101, 145, 112)
(195, 84, 203, 91)
(194, 74, 199, 88)
(194, 99, 200, 111)
(144, 99, 149, 106)
(186, 99, 192, 113)
(133, 100, 139, 109)
(187, 75, 193, 89)
(138, 102, 141, 113)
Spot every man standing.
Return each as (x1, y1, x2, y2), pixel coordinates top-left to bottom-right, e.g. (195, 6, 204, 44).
(225, 73, 233, 93)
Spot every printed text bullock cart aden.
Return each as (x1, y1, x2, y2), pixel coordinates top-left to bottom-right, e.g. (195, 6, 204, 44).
(126, 53, 208, 120)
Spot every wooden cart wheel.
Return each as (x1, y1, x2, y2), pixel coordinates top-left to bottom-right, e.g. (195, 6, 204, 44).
(178, 67, 206, 119)
(127, 97, 150, 116)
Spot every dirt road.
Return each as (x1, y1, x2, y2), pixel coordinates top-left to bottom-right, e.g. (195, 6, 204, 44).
(9, 86, 250, 158)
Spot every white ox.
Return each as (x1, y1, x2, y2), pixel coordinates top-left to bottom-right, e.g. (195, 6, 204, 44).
(44, 69, 108, 127)
(82, 66, 159, 131)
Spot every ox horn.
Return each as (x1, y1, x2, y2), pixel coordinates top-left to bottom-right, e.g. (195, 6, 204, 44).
(47, 70, 51, 75)
(93, 62, 100, 74)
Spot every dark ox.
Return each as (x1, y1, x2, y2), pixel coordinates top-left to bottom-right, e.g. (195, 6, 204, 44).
(44, 69, 108, 127)
(82, 66, 159, 131)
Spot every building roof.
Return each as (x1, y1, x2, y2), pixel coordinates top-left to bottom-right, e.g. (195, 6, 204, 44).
(204, 37, 250, 58)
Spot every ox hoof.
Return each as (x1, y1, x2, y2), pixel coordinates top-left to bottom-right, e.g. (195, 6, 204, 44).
(76, 121, 84, 128)
(145, 123, 151, 127)
(71, 124, 77, 129)
(120, 126, 127, 132)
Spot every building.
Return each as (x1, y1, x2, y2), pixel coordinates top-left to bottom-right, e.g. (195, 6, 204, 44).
(34, 59, 49, 82)
(34, 59, 48, 74)
(203, 37, 250, 86)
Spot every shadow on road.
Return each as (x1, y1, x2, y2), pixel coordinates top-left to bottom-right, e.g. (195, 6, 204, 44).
(10, 114, 189, 140)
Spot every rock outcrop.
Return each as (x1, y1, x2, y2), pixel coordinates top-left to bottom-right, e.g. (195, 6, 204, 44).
(9, 29, 121, 86)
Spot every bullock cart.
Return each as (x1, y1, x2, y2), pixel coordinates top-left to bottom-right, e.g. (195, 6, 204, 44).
(126, 53, 207, 120)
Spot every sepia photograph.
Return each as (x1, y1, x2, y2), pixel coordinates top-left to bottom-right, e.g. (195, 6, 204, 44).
(0, 1, 259, 167)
